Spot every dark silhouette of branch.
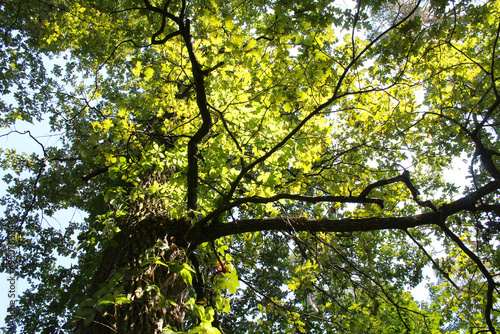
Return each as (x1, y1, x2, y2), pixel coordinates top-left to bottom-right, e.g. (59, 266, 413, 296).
(404, 229, 459, 289)
(234, 193, 384, 207)
(473, 204, 500, 216)
(179, 19, 213, 212)
(237, 277, 334, 323)
(359, 170, 437, 212)
(438, 222, 497, 334)
(192, 214, 437, 244)
(186, 179, 500, 245)
(81, 167, 109, 182)
(358, 171, 410, 198)
(197, 193, 383, 226)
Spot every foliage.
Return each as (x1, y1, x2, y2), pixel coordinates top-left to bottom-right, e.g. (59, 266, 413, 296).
(1, 0, 500, 333)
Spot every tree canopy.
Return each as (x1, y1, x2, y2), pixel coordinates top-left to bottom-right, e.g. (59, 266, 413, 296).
(1, 0, 500, 332)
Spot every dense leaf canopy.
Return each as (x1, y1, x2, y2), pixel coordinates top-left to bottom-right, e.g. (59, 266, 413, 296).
(1, 0, 500, 333)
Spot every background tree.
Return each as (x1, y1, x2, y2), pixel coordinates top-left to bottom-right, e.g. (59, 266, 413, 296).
(1, 0, 499, 333)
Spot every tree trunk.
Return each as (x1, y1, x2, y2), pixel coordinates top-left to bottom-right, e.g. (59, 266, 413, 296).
(74, 215, 192, 333)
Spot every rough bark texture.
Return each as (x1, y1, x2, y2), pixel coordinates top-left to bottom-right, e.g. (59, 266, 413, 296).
(74, 215, 192, 334)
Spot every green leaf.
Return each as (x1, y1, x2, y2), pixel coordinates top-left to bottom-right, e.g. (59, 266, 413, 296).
(114, 296, 132, 304)
(143, 67, 155, 80)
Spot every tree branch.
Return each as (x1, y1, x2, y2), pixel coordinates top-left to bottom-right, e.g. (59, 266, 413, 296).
(188, 180, 500, 244)
(81, 166, 109, 182)
(359, 170, 437, 211)
(237, 277, 334, 323)
(404, 229, 459, 289)
(191, 213, 439, 244)
(197, 193, 383, 226)
(358, 170, 410, 198)
(179, 18, 213, 212)
(438, 222, 497, 334)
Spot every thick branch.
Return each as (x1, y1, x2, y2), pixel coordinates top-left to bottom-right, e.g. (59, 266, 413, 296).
(143, 0, 177, 21)
(359, 170, 437, 211)
(471, 97, 500, 180)
(439, 180, 500, 216)
(358, 171, 410, 198)
(179, 19, 213, 212)
(473, 204, 500, 216)
(232, 193, 384, 207)
(197, 193, 383, 226)
(190, 213, 440, 244)
(187, 180, 500, 244)
(81, 166, 109, 182)
(152, 30, 181, 45)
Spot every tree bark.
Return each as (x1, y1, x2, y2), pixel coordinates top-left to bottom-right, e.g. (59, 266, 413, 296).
(74, 216, 191, 334)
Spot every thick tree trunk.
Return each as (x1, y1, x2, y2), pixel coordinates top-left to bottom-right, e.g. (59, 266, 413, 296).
(74, 215, 192, 333)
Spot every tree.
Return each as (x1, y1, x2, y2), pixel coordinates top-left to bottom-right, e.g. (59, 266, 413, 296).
(1, 0, 499, 332)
